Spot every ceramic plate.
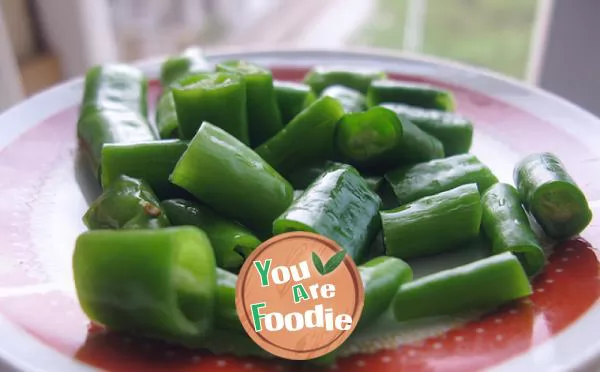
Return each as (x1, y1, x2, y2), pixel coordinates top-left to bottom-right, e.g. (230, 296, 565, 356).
(0, 49, 599, 372)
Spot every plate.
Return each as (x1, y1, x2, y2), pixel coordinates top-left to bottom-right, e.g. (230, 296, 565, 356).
(0, 49, 599, 372)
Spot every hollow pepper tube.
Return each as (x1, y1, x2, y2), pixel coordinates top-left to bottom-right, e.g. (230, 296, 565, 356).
(216, 60, 283, 147)
(380, 103, 473, 155)
(367, 80, 455, 112)
(321, 85, 367, 113)
(171, 72, 249, 143)
(273, 80, 316, 124)
(273, 163, 381, 262)
(255, 96, 345, 176)
(393, 252, 532, 321)
(73, 227, 217, 344)
(101, 140, 188, 200)
(159, 46, 210, 88)
(481, 183, 546, 276)
(385, 154, 498, 205)
(83, 174, 170, 230)
(304, 65, 387, 94)
(161, 199, 261, 272)
(170, 122, 293, 236)
(381, 183, 482, 259)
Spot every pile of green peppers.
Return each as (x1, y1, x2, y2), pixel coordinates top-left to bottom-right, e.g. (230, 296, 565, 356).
(73, 51, 593, 361)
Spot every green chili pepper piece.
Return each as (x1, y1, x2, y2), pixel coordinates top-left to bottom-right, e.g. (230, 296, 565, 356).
(256, 96, 345, 176)
(481, 183, 546, 276)
(273, 163, 381, 262)
(101, 140, 188, 200)
(381, 103, 473, 155)
(161, 199, 261, 272)
(393, 252, 532, 321)
(359, 256, 412, 327)
(160, 47, 210, 88)
(381, 183, 482, 259)
(285, 160, 333, 190)
(170, 122, 293, 236)
(385, 154, 498, 205)
(304, 65, 387, 94)
(73, 227, 217, 343)
(514, 152, 592, 239)
(155, 92, 179, 139)
(172, 72, 249, 143)
(368, 80, 455, 112)
(84, 175, 170, 230)
(321, 85, 367, 113)
(377, 180, 400, 210)
(274, 80, 316, 124)
(215, 268, 244, 333)
(216, 60, 283, 147)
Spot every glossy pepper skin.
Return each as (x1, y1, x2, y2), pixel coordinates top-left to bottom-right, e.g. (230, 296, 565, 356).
(216, 60, 283, 147)
(155, 93, 179, 138)
(385, 154, 498, 205)
(101, 140, 188, 200)
(359, 256, 412, 327)
(172, 72, 249, 143)
(215, 268, 244, 333)
(321, 85, 367, 113)
(381, 103, 473, 155)
(73, 227, 217, 344)
(273, 163, 381, 262)
(273, 80, 316, 124)
(159, 47, 210, 88)
(514, 153, 592, 239)
(381, 183, 482, 259)
(161, 199, 261, 272)
(170, 122, 293, 236)
(481, 183, 545, 276)
(256, 96, 345, 176)
(335, 107, 444, 173)
(393, 252, 532, 321)
(304, 65, 387, 94)
(367, 80, 455, 112)
(84, 175, 170, 230)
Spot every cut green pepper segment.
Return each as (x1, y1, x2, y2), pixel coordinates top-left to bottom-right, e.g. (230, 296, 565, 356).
(393, 252, 532, 321)
(155, 92, 180, 139)
(367, 80, 455, 112)
(321, 85, 367, 113)
(359, 256, 412, 327)
(381, 103, 473, 155)
(215, 268, 244, 333)
(285, 160, 332, 190)
(256, 96, 345, 176)
(161, 199, 261, 272)
(170, 122, 293, 236)
(84, 175, 170, 230)
(172, 72, 249, 143)
(274, 80, 316, 124)
(381, 183, 482, 259)
(73, 227, 217, 343)
(514, 152, 592, 239)
(216, 60, 283, 147)
(273, 163, 381, 262)
(160, 47, 210, 88)
(385, 154, 498, 205)
(101, 140, 188, 200)
(481, 183, 546, 276)
(304, 65, 387, 94)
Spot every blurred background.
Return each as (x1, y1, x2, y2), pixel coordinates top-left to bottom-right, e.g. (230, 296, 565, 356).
(1, 0, 598, 115)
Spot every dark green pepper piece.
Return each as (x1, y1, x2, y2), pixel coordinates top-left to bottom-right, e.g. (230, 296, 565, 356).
(381, 183, 482, 259)
(274, 80, 316, 124)
(215, 268, 244, 333)
(155, 92, 179, 139)
(514, 152, 592, 239)
(385, 154, 498, 205)
(481, 183, 546, 276)
(84, 175, 170, 230)
(285, 160, 332, 190)
(304, 65, 387, 94)
(161, 199, 261, 272)
(160, 47, 210, 88)
(273, 163, 381, 262)
(321, 85, 367, 113)
(216, 60, 283, 147)
(172, 72, 249, 143)
(381, 103, 473, 155)
(101, 140, 188, 200)
(73, 227, 216, 344)
(170, 122, 293, 236)
(393, 252, 532, 321)
(368, 80, 455, 112)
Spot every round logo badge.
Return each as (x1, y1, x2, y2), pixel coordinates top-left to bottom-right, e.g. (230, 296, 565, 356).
(235, 232, 364, 360)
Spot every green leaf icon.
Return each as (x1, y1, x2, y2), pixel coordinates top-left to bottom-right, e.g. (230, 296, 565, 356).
(312, 252, 325, 275)
(324, 251, 346, 274)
